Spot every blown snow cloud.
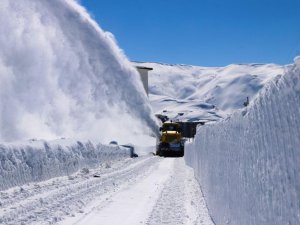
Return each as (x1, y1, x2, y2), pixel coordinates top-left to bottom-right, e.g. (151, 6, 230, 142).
(0, 0, 158, 143)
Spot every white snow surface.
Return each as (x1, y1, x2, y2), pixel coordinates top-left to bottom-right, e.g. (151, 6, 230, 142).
(135, 62, 284, 122)
(0, 139, 132, 191)
(0, 0, 158, 144)
(0, 157, 214, 225)
(185, 58, 300, 225)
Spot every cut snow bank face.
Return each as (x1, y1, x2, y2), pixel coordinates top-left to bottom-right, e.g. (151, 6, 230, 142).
(0, 139, 133, 191)
(0, 0, 158, 144)
(135, 62, 284, 122)
(185, 57, 300, 225)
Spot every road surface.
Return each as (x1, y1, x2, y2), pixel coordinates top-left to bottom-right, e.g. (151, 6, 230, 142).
(0, 156, 214, 225)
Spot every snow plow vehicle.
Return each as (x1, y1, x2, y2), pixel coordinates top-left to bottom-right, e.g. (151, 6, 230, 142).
(156, 122, 184, 157)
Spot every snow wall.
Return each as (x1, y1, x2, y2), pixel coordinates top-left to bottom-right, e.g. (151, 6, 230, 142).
(0, 139, 132, 191)
(0, 0, 158, 144)
(185, 58, 300, 225)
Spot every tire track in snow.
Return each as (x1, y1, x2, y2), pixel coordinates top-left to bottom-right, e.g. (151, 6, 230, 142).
(69, 156, 174, 225)
(146, 158, 214, 225)
(0, 156, 214, 225)
(0, 156, 161, 225)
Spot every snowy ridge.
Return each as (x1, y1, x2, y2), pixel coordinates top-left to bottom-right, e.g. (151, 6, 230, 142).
(0, 139, 131, 191)
(185, 58, 300, 225)
(135, 62, 284, 122)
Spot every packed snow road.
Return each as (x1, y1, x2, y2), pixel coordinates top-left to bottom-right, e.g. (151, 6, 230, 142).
(0, 155, 213, 225)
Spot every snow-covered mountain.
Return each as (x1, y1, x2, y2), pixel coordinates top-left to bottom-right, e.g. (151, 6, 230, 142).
(135, 62, 284, 122)
(0, 0, 157, 144)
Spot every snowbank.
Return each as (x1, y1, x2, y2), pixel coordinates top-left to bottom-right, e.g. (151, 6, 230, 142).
(185, 58, 300, 225)
(0, 0, 158, 144)
(0, 139, 132, 191)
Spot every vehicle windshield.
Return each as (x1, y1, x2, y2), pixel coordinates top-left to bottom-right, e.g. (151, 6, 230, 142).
(162, 123, 180, 132)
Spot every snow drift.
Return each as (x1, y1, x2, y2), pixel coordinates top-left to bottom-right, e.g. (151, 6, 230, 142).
(135, 62, 283, 122)
(0, 0, 158, 144)
(185, 58, 300, 225)
(0, 139, 132, 191)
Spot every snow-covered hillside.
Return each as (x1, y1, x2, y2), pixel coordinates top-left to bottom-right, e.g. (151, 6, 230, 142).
(135, 62, 284, 122)
(0, 0, 157, 144)
(185, 57, 300, 225)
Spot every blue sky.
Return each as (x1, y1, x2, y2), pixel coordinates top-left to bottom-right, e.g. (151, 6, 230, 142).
(80, 0, 300, 66)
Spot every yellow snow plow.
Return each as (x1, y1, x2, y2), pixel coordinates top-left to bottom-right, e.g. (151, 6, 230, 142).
(156, 122, 184, 157)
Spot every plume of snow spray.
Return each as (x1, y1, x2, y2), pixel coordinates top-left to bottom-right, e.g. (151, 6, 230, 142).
(0, 0, 158, 144)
